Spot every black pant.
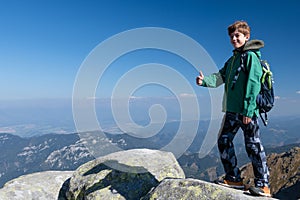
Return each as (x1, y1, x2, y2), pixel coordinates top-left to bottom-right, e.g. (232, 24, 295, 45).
(218, 112, 269, 187)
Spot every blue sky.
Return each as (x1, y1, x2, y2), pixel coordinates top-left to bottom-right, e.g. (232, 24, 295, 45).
(0, 0, 300, 117)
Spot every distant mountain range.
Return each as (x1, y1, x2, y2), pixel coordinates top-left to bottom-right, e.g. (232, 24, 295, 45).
(0, 133, 92, 187)
(0, 120, 299, 190)
(0, 112, 300, 196)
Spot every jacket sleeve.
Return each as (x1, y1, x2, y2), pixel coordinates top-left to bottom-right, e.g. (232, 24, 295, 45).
(243, 52, 263, 117)
(202, 63, 227, 88)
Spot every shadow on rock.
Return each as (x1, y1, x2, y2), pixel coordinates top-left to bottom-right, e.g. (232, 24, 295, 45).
(58, 160, 159, 200)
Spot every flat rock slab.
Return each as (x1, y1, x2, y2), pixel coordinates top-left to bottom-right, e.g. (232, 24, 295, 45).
(0, 171, 73, 200)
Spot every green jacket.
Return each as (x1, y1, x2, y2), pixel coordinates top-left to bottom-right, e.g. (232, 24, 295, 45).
(202, 40, 264, 118)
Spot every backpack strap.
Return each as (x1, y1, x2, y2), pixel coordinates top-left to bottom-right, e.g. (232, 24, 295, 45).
(231, 51, 248, 90)
(259, 112, 268, 126)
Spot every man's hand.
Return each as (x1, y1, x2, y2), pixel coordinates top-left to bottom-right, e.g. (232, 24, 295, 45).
(196, 71, 204, 85)
(243, 116, 252, 124)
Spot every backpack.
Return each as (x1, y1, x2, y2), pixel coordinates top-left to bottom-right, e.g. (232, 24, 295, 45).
(232, 51, 275, 126)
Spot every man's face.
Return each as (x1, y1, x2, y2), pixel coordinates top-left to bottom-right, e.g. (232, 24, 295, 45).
(230, 30, 249, 49)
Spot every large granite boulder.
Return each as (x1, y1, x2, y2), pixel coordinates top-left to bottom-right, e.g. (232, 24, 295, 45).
(59, 148, 185, 200)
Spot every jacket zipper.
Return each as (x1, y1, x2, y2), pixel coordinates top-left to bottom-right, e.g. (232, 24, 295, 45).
(226, 55, 236, 92)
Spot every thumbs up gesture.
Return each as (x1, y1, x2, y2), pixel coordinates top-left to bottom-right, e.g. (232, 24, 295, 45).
(196, 71, 204, 85)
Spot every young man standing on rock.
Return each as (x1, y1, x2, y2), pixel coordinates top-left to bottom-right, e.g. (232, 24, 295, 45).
(196, 21, 271, 197)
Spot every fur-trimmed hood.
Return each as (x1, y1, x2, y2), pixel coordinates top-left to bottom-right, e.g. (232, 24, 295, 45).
(243, 39, 264, 51)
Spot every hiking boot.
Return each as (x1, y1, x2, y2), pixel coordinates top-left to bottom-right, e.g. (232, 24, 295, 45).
(249, 185, 271, 197)
(214, 177, 244, 189)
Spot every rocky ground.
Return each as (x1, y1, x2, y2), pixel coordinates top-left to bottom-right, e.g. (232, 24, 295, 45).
(0, 149, 278, 200)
